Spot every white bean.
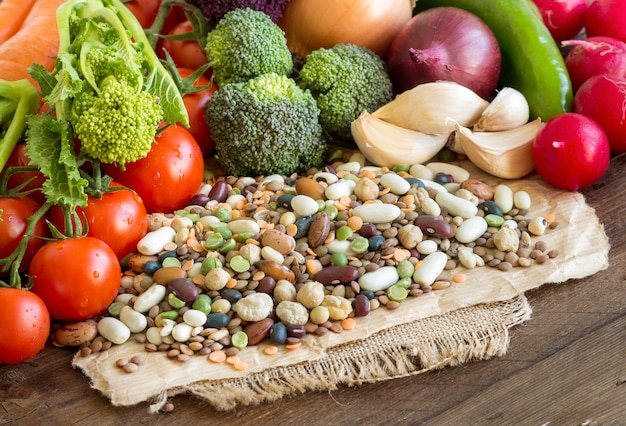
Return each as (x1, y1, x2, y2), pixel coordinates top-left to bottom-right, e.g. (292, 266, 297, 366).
(97, 317, 131, 345)
(455, 216, 488, 243)
(412, 252, 448, 286)
(494, 184, 514, 213)
(358, 266, 399, 292)
(137, 227, 176, 255)
(435, 192, 478, 219)
(119, 305, 148, 333)
(426, 162, 471, 183)
(133, 283, 167, 313)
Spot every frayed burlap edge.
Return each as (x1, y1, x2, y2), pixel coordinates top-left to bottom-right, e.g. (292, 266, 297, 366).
(152, 295, 531, 412)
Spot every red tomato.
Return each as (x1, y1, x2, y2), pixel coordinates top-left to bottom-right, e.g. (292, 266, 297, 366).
(103, 125, 205, 213)
(585, 0, 626, 43)
(49, 182, 148, 260)
(532, 0, 587, 42)
(1, 143, 47, 204)
(177, 67, 217, 155)
(573, 73, 626, 153)
(125, 0, 181, 32)
(0, 196, 50, 275)
(532, 113, 611, 191)
(124, 0, 161, 28)
(161, 20, 208, 71)
(0, 287, 50, 364)
(29, 237, 121, 322)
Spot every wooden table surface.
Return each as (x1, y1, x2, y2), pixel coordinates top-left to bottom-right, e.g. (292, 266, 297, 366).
(1, 154, 624, 426)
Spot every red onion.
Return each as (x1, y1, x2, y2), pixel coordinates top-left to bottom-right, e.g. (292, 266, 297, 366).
(386, 7, 501, 100)
(562, 36, 626, 92)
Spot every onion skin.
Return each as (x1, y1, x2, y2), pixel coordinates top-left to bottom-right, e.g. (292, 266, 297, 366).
(277, 0, 413, 59)
(386, 7, 501, 99)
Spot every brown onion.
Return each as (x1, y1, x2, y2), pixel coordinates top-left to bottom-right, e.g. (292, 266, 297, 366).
(278, 0, 413, 59)
(386, 7, 501, 99)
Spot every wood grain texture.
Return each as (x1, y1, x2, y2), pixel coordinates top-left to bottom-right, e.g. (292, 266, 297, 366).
(1, 154, 624, 426)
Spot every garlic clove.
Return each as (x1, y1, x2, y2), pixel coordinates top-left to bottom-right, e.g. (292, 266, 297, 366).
(473, 87, 530, 132)
(372, 81, 489, 135)
(455, 118, 543, 179)
(351, 111, 450, 168)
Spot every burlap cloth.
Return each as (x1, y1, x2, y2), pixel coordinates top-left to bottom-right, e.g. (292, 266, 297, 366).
(72, 163, 610, 411)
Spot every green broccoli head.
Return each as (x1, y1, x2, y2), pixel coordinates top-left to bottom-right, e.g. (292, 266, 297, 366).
(73, 77, 163, 165)
(205, 8, 293, 86)
(207, 73, 328, 177)
(298, 43, 394, 143)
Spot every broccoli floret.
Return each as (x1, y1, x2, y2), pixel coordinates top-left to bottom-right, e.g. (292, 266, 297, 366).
(207, 73, 327, 177)
(298, 43, 394, 143)
(73, 77, 163, 165)
(205, 8, 293, 86)
(186, 0, 291, 23)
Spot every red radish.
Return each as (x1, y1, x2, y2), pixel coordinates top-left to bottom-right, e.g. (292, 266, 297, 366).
(573, 73, 626, 153)
(386, 7, 501, 99)
(532, 0, 587, 42)
(585, 0, 626, 43)
(532, 113, 610, 191)
(563, 36, 626, 92)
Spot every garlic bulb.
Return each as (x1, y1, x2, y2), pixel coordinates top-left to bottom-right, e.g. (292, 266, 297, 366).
(455, 118, 543, 179)
(351, 111, 450, 168)
(474, 87, 530, 132)
(372, 81, 489, 135)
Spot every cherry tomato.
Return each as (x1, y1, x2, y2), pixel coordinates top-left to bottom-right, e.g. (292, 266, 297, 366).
(573, 73, 626, 153)
(161, 20, 208, 71)
(29, 237, 121, 322)
(0, 196, 50, 275)
(177, 67, 217, 155)
(124, 0, 161, 28)
(532, 113, 610, 191)
(1, 143, 47, 204)
(49, 182, 148, 260)
(0, 287, 50, 364)
(532, 0, 587, 42)
(126, 0, 181, 32)
(104, 125, 205, 213)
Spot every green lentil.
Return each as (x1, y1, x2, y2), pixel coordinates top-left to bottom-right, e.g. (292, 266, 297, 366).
(192, 294, 212, 314)
(335, 225, 353, 241)
(204, 233, 224, 250)
(387, 285, 408, 302)
(330, 251, 348, 266)
(396, 260, 414, 279)
(485, 214, 505, 227)
(230, 255, 251, 273)
(161, 257, 182, 268)
(213, 207, 232, 222)
(167, 293, 186, 309)
(349, 236, 369, 254)
(231, 331, 248, 349)
(201, 257, 222, 274)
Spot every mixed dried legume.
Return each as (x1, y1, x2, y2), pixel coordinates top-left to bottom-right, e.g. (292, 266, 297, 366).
(66, 151, 559, 369)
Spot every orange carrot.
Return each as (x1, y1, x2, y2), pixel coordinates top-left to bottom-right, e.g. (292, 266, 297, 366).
(0, 0, 38, 44)
(0, 0, 65, 87)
